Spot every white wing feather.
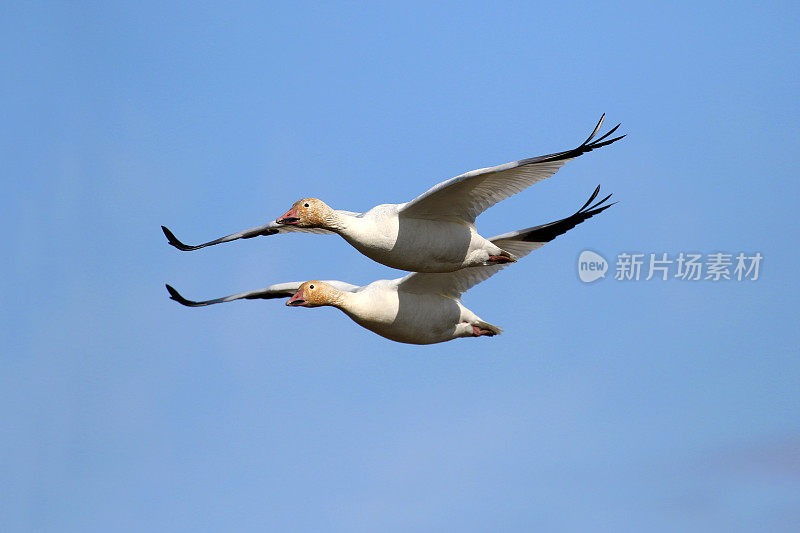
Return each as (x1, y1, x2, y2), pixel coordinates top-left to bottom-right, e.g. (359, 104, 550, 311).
(398, 115, 622, 223)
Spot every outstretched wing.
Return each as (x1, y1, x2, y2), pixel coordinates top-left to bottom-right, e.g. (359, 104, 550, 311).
(161, 222, 334, 252)
(397, 186, 615, 298)
(398, 115, 623, 223)
(166, 280, 360, 307)
(490, 185, 614, 258)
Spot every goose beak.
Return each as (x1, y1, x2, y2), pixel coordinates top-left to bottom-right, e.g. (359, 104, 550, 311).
(286, 290, 307, 307)
(276, 208, 300, 225)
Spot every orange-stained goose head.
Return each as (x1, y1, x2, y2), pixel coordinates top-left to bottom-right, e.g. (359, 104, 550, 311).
(275, 198, 334, 228)
(285, 281, 344, 308)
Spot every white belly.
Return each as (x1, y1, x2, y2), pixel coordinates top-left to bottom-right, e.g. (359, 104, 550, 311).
(341, 212, 491, 272)
(341, 285, 480, 345)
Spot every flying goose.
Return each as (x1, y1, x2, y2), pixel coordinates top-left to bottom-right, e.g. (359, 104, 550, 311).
(162, 116, 622, 273)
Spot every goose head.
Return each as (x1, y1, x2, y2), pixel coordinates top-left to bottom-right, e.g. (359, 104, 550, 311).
(276, 198, 333, 228)
(286, 281, 341, 308)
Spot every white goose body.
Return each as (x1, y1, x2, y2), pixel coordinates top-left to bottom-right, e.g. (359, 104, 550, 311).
(166, 187, 615, 345)
(337, 280, 485, 344)
(336, 206, 501, 272)
(162, 116, 623, 274)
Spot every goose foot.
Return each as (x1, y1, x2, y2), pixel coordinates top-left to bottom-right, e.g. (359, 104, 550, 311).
(487, 254, 516, 265)
(472, 325, 497, 337)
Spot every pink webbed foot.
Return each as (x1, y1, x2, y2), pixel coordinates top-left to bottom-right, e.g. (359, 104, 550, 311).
(487, 254, 516, 265)
(472, 325, 497, 337)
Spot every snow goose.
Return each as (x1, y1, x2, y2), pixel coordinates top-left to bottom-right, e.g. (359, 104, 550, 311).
(166, 187, 614, 344)
(162, 115, 622, 272)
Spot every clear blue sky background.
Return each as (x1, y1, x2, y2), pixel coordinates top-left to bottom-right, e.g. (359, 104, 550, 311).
(2, 2, 799, 531)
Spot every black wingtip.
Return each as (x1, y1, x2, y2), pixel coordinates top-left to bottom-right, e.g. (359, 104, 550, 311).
(165, 283, 181, 301)
(583, 188, 616, 216)
(582, 114, 606, 145)
(586, 200, 616, 217)
(166, 283, 199, 307)
(161, 225, 196, 251)
(592, 123, 621, 144)
(599, 133, 626, 146)
(576, 185, 602, 212)
(574, 185, 617, 215)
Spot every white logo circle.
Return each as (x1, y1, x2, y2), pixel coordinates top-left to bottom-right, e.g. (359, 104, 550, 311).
(578, 250, 608, 283)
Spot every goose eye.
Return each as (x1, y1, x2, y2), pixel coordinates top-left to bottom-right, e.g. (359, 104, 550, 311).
(304, 203, 309, 208)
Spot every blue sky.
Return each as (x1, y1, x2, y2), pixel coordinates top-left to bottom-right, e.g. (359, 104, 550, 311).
(2, 1, 799, 531)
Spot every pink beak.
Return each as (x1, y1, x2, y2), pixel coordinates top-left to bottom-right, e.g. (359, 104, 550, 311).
(286, 290, 307, 307)
(276, 208, 300, 225)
